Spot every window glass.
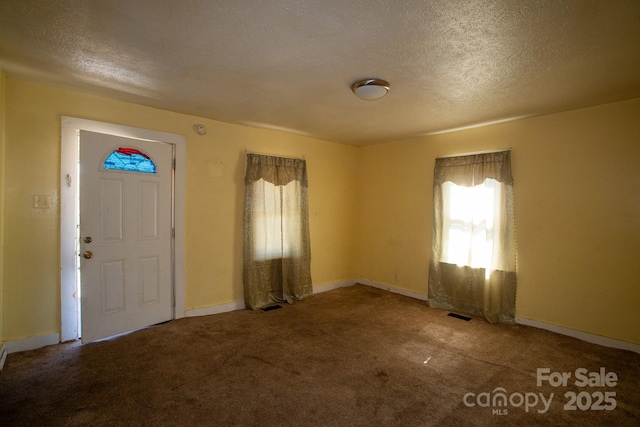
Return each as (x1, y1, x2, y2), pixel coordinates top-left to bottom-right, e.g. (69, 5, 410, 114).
(441, 179, 502, 272)
(104, 148, 156, 173)
(252, 179, 300, 260)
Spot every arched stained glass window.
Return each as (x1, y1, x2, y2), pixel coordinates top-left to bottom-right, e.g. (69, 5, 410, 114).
(104, 147, 156, 173)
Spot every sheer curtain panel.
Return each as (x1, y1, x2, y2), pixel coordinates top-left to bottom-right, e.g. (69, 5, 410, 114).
(243, 154, 312, 309)
(428, 151, 517, 323)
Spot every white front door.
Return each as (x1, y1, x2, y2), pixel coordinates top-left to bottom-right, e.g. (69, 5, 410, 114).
(79, 130, 174, 343)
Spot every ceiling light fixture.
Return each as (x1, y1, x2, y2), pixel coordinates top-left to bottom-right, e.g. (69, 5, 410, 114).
(351, 78, 390, 100)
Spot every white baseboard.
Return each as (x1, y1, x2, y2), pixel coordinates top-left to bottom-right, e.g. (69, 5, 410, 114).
(357, 279, 428, 301)
(185, 300, 246, 318)
(5, 333, 60, 354)
(313, 279, 357, 294)
(185, 279, 360, 317)
(516, 317, 640, 354)
(0, 343, 7, 370)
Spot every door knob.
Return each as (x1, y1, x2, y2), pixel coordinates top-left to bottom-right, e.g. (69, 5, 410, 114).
(83, 251, 93, 259)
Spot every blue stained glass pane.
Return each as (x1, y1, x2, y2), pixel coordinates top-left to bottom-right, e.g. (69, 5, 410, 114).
(103, 148, 156, 173)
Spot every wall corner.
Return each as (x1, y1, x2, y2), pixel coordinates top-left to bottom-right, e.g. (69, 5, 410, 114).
(0, 68, 7, 347)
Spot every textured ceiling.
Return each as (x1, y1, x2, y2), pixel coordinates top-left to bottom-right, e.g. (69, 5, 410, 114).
(1, 0, 639, 146)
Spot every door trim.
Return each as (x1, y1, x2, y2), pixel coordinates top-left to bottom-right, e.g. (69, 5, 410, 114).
(60, 117, 186, 342)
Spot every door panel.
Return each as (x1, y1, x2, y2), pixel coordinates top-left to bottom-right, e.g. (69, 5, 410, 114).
(140, 256, 160, 305)
(80, 130, 173, 343)
(102, 260, 125, 313)
(140, 182, 159, 239)
(101, 179, 124, 241)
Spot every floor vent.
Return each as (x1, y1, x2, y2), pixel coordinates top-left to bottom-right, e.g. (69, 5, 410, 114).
(262, 305, 282, 312)
(448, 313, 472, 321)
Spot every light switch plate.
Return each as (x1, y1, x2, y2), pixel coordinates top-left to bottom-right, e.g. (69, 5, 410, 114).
(33, 195, 51, 208)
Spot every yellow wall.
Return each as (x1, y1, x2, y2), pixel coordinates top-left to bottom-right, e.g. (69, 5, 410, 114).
(357, 98, 640, 344)
(2, 75, 639, 346)
(2, 77, 358, 341)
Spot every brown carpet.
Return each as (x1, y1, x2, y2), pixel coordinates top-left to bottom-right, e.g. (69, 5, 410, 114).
(1, 284, 639, 426)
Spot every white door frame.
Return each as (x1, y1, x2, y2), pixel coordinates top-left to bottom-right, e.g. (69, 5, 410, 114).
(60, 117, 186, 342)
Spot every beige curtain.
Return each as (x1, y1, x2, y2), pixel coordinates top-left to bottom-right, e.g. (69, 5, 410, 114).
(243, 154, 312, 309)
(428, 151, 517, 323)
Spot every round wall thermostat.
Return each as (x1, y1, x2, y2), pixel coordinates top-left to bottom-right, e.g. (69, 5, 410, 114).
(194, 124, 207, 135)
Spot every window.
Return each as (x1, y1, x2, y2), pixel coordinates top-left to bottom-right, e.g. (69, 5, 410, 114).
(104, 147, 156, 173)
(251, 179, 302, 260)
(441, 179, 502, 275)
(428, 151, 517, 323)
(242, 154, 312, 309)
